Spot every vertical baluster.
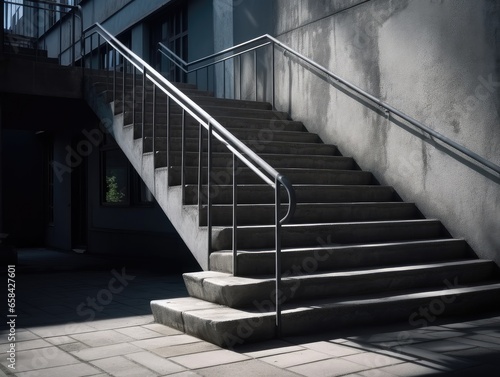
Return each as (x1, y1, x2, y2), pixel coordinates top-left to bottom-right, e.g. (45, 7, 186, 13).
(142, 66, 146, 147)
(207, 121, 213, 268)
(166, 96, 170, 186)
(254, 49, 257, 101)
(197, 123, 203, 217)
(272, 42, 275, 109)
(181, 109, 186, 204)
(232, 154, 238, 276)
(152, 85, 156, 159)
(122, 58, 125, 115)
(223, 60, 226, 99)
(275, 179, 282, 338)
(132, 65, 136, 126)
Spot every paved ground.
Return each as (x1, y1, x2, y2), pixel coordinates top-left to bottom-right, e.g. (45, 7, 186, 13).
(1, 248, 500, 377)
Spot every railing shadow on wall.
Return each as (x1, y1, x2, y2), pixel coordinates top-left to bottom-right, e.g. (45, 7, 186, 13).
(158, 34, 500, 184)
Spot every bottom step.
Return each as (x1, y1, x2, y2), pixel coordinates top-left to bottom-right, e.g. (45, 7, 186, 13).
(151, 283, 500, 348)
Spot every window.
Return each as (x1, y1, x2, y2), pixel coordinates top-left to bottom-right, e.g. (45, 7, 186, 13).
(102, 149, 129, 205)
(100, 134, 153, 206)
(152, 3, 188, 82)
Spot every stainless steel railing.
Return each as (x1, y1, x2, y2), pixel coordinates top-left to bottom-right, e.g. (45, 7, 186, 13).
(84, 23, 296, 336)
(158, 34, 500, 176)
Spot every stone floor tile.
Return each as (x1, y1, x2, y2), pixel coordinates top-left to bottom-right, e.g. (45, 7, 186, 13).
(16, 339, 53, 351)
(151, 341, 220, 358)
(236, 339, 304, 358)
(393, 345, 477, 370)
(440, 364, 500, 376)
(302, 341, 366, 357)
(378, 362, 449, 376)
(450, 336, 500, 350)
(86, 316, 153, 331)
(288, 357, 369, 377)
(59, 342, 91, 352)
(196, 359, 302, 377)
(70, 342, 143, 361)
(411, 339, 476, 352)
(115, 326, 165, 340)
(28, 323, 97, 337)
(2, 331, 39, 343)
(132, 334, 201, 350)
(344, 370, 398, 377)
(169, 349, 250, 369)
(342, 352, 407, 369)
(14, 362, 100, 377)
(70, 329, 135, 347)
(4, 346, 79, 372)
(44, 336, 75, 346)
(259, 349, 332, 368)
(142, 323, 184, 336)
(126, 351, 186, 375)
(90, 355, 157, 377)
(165, 371, 203, 377)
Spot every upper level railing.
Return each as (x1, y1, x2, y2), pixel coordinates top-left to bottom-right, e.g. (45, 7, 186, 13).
(83, 23, 296, 336)
(1, 0, 82, 65)
(158, 34, 500, 176)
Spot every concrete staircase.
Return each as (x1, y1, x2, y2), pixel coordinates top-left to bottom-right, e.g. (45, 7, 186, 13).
(85, 72, 500, 348)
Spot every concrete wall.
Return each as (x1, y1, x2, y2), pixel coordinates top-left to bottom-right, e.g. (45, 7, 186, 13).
(270, 0, 500, 264)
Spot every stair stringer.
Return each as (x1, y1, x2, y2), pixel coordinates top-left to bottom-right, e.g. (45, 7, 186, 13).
(85, 89, 212, 270)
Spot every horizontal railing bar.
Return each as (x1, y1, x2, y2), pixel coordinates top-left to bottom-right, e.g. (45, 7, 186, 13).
(189, 42, 271, 74)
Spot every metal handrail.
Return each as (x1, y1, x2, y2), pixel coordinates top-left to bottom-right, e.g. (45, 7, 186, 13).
(158, 34, 500, 176)
(84, 23, 296, 336)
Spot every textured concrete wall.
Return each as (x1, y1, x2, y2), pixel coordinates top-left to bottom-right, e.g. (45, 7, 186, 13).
(271, 0, 500, 264)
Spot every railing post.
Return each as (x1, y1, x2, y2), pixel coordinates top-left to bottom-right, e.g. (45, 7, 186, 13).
(207, 121, 213, 268)
(197, 122, 203, 216)
(166, 96, 170, 185)
(181, 108, 186, 204)
(254, 49, 257, 101)
(272, 42, 275, 109)
(142, 66, 146, 144)
(275, 178, 282, 338)
(152, 84, 156, 157)
(232, 154, 238, 276)
(132, 65, 136, 126)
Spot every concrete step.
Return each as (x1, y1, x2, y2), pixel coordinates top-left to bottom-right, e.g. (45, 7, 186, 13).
(210, 239, 471, 275)
(117, 96, 272, 111)
(148, 137, 338, 155)
(142, 125, 321, 144)
(184, 184, 397, 205)
(168, 167, 373, 186)
(183, 259, 498, 308)
(129, 116, 306, 133)
(199, 202, 419, 226)
(151, 282, 500, 346)
(155, 152, 353, 170)
(212, 219, 445, 251)
(125, 107, 289, 123)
